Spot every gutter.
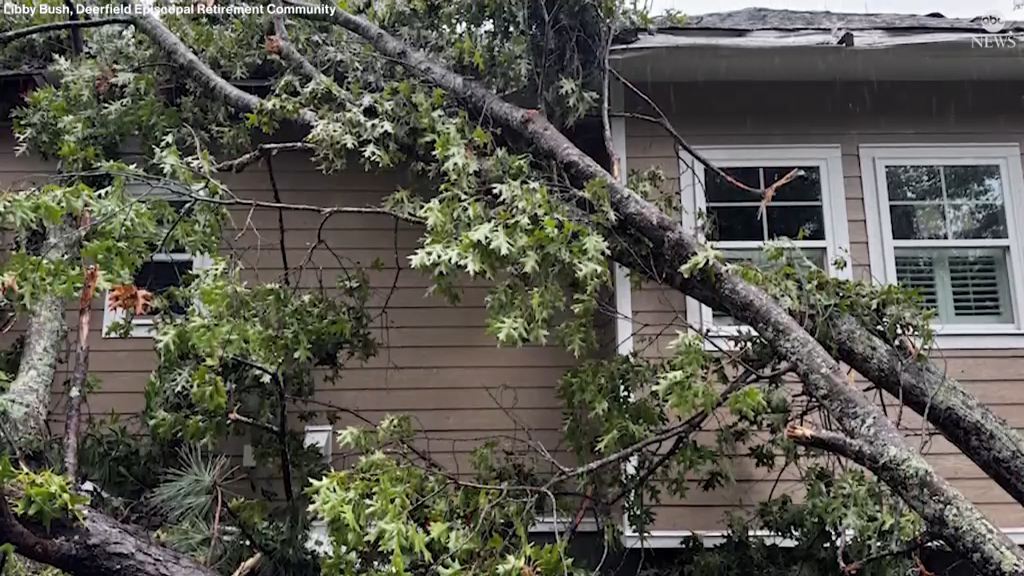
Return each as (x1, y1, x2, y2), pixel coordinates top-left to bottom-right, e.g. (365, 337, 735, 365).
(611, 28, 1024, 51)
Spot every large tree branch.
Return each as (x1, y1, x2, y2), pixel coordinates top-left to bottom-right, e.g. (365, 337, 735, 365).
(619, 80, 1024, 511)
(266, 2, 324, 81)
(129, 14, 318, 126)
(272, 5, 1024, 574)
(62, 262, 98, 480)
(827, 314, 1024, 507)
(0, 18, 132, 45)
(0, 486, 216, 576)
(0, 225, 72, 448)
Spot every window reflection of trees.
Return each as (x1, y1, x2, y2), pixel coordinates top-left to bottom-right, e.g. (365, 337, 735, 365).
(705, 166, 825, 242)
(885, 165, 1007, 241)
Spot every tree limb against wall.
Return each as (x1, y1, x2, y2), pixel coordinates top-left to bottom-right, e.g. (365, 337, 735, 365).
(1, 5, 1024, 576)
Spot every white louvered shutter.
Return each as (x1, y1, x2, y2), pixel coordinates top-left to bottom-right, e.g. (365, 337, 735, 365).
(894, 254, 939, 310)
(895, 250, 1011, 324)
(948, 254, 1006, 319)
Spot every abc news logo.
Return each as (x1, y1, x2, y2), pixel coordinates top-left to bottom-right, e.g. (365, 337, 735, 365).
(972, 10, 1022, 48)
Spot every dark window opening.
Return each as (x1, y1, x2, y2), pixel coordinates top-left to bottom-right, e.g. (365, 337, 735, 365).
(0, 75, 37, 122)
(133, 259, 193, 316)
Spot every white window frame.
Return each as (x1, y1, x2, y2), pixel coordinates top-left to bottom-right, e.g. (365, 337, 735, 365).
(677, 145, 851, 347)
(101, 183, 212, 338)
(860, 144, 1024, 349)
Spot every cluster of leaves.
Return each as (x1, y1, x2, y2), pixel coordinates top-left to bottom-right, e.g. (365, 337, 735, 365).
(707, 242, 938, 353)
(0, 1, 946, 576)
(144, 260, 377, 444)
(633, 466, 923, 576)
(309, 415, 583, 576)
(0, 454, 89, 532)
(558, 332, 791, 537)
(86, 261, 376, 572)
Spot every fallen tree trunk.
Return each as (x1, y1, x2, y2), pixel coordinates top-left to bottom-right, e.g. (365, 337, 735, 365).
(0, 225, 71, 448)
(827, 314, 1024, 507)
(787, 424, 1019, 576)
(275, 6, 1024, 573)
(2, 10, 1023, 576)
(618, 85, 1024, 512)
(0, 487, 216, 576)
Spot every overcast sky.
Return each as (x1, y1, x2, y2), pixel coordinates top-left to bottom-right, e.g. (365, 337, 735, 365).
(647, 0, 1019, 18)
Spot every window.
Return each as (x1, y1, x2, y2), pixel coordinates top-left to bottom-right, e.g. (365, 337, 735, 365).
(678, 146, 850, 338)
(102, 189, 211, 338)
(861, 144, 1024, 346)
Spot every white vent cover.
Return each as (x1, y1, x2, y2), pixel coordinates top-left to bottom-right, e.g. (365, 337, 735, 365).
(304, 425, 333, 464)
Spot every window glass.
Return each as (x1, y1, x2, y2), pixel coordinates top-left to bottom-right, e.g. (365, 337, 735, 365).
(883, 163, 1014, 325)
(704, 165, 830, 327)
(706, 166, 825, 242)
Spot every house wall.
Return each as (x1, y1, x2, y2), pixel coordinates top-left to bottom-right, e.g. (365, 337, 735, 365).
(4, 79, 1024, 541)
(0, 130, 581, 482)
(624, 80, 1024, 532)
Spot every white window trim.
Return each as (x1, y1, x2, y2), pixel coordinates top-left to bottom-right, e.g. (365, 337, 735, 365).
(304, 425, 335, 555)
(860, 143, 1024, 349)
(101, 182, 212, 338)
(623, 527, 1024, 549)
(677, 145, 851, 349)
(101, 254, 212, 338)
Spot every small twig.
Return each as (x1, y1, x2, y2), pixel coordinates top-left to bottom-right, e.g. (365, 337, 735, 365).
(227, 409, 280, 435)
(212, 143, 314, 173)
(842, 534, 934, 575)
(206, 486, 223, 566)
(229, 552, 263, 576)
(266, 155, 290, 287)
(274, 374, 296, 510)
(610, 70, 803, 209)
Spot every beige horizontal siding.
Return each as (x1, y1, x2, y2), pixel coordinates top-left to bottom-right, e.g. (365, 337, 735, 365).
(624, 80, 1024, 531)
(0, 132, 584, 488)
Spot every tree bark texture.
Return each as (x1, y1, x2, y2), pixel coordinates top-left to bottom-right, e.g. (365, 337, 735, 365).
(62, 264, 98, 480)
(276, 6, 1024, 573)
(0, 225, 71, 449)
(826, 314, 1024, 507)
(0, 488, 216, 576)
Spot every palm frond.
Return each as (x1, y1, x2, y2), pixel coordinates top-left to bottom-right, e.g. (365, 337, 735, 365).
(149, 444, 236, 523)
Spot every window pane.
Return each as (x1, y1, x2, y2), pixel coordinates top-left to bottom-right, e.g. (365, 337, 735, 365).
(765, 166, 821, 201)
(947, 202, 1008, 239)
(945, 165, 1003, 202)
(707, 206, 762, 241)
(705, 167, 760, 203)
(134, 260, 193, 315)
(766, 205, 825, 240)
(890, 204, 946, 239)
(886, 166, 942, 201)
